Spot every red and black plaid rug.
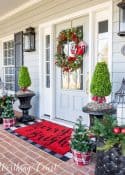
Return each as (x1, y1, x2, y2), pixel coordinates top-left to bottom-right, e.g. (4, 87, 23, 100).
(15, 120, 72, 155)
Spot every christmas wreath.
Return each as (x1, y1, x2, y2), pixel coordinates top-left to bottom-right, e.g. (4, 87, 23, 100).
(55, 28, 87, 72)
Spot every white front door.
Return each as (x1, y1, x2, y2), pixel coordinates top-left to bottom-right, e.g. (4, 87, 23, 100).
(55, 16, 89, 123)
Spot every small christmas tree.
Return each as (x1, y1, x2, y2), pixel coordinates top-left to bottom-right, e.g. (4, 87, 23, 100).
(90, 62, 111, 98)
(70, 116, 92, 152)
(18, 66, 31, 90)
(2, 96, 14, 119)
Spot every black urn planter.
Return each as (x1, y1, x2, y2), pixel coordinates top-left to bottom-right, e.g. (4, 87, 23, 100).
(95, 138, 125, 175)
(16, 90, 35, 123)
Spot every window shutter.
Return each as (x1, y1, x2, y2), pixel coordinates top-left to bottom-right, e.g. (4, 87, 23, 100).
(14, 31, 24, 91)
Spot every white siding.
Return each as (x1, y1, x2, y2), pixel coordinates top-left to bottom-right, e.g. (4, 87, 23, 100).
(112, 0, 125, 99)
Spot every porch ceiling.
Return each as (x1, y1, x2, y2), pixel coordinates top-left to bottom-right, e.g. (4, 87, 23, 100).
(0, 0, 42, 21)
(0, 0, 30, 16)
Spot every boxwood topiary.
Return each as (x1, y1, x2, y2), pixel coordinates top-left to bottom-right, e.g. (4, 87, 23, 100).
(18, 66, 31, 89)
(90, 62, 111, 97)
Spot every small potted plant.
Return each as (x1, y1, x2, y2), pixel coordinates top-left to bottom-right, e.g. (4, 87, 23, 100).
(2, 96, 16, 129)
(18, 66, 31, 91)
(70, 116, 93, 166)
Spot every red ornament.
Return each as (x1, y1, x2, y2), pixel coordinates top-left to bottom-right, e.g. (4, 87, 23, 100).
(121, 128, 125, 134)
(113, 127, 121, 134)
(92, 96, 98, 101)
(92, 96, 106, 103)
(76, 48, 83, 55)
(98, 97, 106, 103)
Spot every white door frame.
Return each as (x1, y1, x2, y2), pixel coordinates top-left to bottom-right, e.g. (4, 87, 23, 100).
(38, 1, 112, 119)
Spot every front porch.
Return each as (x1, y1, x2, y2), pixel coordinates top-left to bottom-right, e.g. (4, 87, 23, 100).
(0, 127, 95, 175)
(0, 0, 125, 174)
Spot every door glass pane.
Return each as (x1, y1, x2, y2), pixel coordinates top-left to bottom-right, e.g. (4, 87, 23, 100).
(46, 75, 50, 88)
(62, 68, 83, 90)
(62, 72, 69, 89)
(61, 26, 83, 90)
(98, 20, 108, 34)
(69, 71, 77, 89)
(45, 35, 50, 88)
(97, 20, 109, 63)
(46, 62, 50, 74)
(46, 49, 50, 61)
(46, 35, 50, 48)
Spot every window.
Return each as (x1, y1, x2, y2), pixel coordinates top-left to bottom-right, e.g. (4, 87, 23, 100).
(98, 20, 108, 34)
(3, 40, 15, 91)
(97, 20, 109, 63)
(45, 35, 50, 88)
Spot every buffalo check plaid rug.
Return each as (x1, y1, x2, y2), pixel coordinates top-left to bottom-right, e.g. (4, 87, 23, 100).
(5, 119, 73, 162)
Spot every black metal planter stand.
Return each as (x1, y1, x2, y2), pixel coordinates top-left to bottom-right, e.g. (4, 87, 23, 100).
(16, 90, 35, 123)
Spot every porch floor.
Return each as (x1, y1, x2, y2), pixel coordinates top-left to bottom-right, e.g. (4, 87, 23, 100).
(0, 127, 95, 175)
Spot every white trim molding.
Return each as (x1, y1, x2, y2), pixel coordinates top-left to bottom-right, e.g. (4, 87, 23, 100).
(39, 25, 55, 119)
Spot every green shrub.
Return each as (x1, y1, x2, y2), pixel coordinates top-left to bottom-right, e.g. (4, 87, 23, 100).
(90, 62, 111, 97)
(18, 66, 31, 89)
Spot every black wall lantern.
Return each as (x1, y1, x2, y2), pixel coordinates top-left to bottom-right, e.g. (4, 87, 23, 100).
(117, 0, 125, 36)
(23, 27, 35, 52)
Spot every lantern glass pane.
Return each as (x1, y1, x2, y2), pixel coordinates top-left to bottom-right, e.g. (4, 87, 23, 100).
(120, 8, 125, 32)
(24, 35, 30, 50)
(117, 104, 125, 126)
(30, 35, 35, 50)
